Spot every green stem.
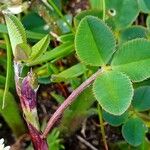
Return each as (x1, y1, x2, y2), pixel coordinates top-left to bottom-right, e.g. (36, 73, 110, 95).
(47, 0, 74, 33)
(97, 104, 108, 150)
(137, 112, 150, 121)
(102, 0, 106, 21)
(2, 34, 12, 109)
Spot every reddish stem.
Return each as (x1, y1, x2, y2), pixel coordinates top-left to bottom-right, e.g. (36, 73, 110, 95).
(42, 69, 103, 138)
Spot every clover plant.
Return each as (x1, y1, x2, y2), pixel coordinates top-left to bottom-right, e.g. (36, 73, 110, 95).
(1, 0, 150, 149)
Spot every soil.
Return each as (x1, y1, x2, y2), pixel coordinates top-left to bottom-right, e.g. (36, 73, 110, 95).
(0, 116, 14, 145)
(63, 116, 123, 150)
(65, 0, 89, 16)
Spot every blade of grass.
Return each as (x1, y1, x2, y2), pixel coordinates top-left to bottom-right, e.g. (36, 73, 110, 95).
(102, 0, 105, 21)
(47, 0, 74, 33)
(27, 42, 74, 66)
(2, 34, 12, 109)
(0, 89, 26, 137)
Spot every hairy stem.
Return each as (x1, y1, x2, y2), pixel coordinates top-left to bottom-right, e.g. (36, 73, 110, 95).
(2, 34, 12, 109)
(97, 105, 108, 150)
(42, 69, 103, 138)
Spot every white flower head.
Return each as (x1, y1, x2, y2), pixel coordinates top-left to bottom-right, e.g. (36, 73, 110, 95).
(0, 138, 10, 150)
(2, 1, 30, 14)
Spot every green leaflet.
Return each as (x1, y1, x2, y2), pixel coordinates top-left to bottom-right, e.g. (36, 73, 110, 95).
(93, 71, 133, 115)
(103, 110, 128, 126)
(106, 0, 139, 30)
(4, 14, 27, 56)
(122, 118, 147, 146)
(111, 39, 150, 82)
(51, 63, 87, 82)
(137, 0, 150, 13)
(0, 89, 26, 137)
(119, 26, 148, 44)
(75, 16, 115, 66)
(132, 86, 150, 112)
(29, 35, 50, 60)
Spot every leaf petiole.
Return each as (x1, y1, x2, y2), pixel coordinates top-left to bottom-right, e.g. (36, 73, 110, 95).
(42, 68, 103, 138)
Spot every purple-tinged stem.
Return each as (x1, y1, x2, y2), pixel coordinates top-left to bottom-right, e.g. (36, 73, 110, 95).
(14, 62, 48, 150)
(28, 124, 48, 150)
(42, 69, 103, 138)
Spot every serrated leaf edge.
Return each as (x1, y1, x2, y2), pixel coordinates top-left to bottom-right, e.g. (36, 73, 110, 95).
(75, 15, 116, 67)
(92, 70, 134, 115)
(111, 38, 150, 82)
(5, 14, 27, 55)
(122, 117, 146, 146)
